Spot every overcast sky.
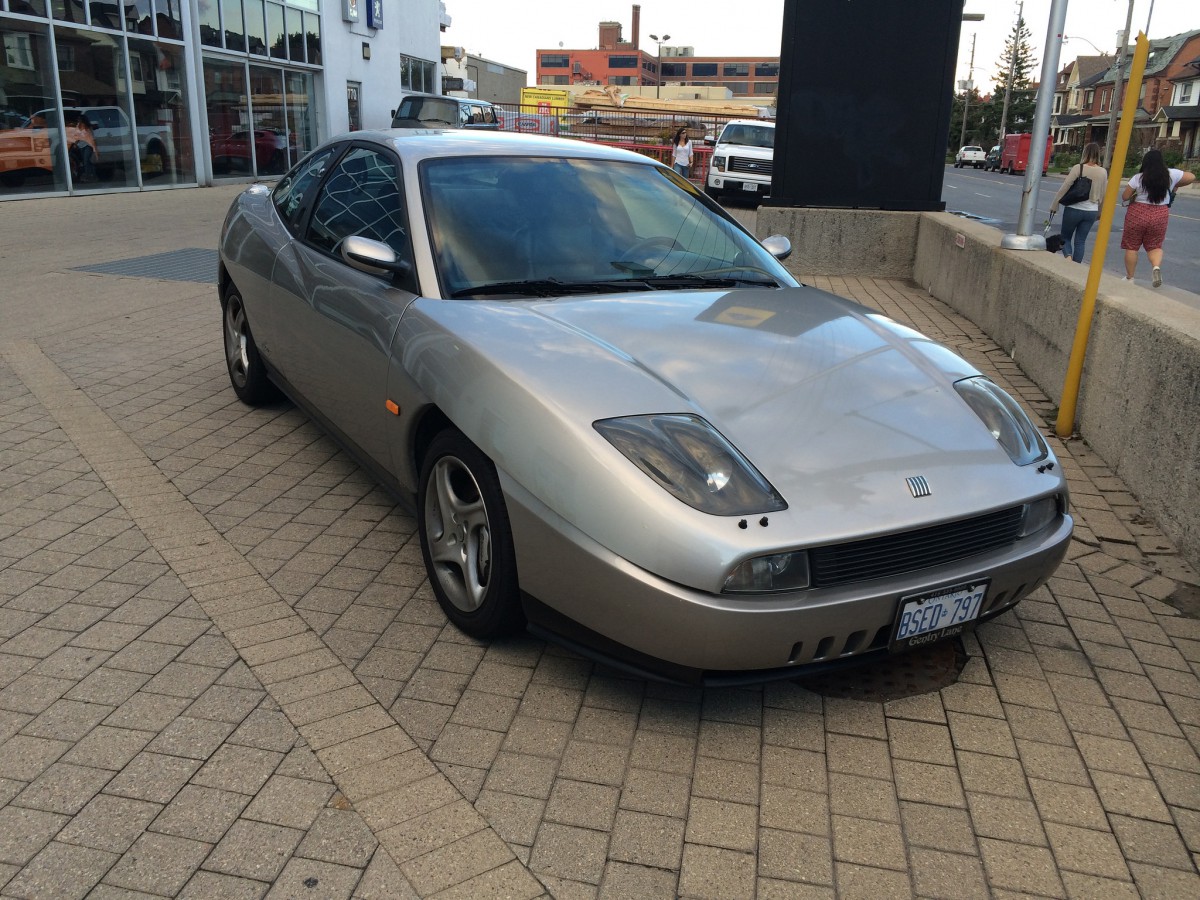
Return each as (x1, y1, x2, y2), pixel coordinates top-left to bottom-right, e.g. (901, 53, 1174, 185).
(440, 1, 1198, 94)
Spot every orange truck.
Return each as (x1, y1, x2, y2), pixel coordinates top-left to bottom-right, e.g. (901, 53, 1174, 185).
(999, 133, 1053, 175)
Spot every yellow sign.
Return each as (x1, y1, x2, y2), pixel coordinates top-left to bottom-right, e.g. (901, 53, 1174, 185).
(520, 87, 569, 113)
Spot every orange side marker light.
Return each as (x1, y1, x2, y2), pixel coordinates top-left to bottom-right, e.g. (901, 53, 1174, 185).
(385, 400, 400, 415)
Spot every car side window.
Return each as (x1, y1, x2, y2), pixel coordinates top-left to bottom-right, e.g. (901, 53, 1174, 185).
(305, 146, 410, 262)
(272, 146, 338, 234)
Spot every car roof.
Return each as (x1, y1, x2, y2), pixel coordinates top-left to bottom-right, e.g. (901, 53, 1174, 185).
(724, 118, 774, 127)
(337, 129, 665, 167)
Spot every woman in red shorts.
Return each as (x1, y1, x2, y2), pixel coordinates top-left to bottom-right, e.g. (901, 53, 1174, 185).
(1120, 149, 1196, 287)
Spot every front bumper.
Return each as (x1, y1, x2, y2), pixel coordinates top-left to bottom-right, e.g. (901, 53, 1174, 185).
(504, 478, 1072, 679)
(708, 175, 768, 195)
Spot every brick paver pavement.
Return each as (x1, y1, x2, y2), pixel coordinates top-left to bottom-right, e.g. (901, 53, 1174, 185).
(1, 188, 1197, 898)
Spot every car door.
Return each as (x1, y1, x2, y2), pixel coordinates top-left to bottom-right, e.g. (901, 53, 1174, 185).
(268, 143, 417, 471)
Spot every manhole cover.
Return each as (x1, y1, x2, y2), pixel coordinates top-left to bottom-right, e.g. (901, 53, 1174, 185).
(794, 638, 966, 702)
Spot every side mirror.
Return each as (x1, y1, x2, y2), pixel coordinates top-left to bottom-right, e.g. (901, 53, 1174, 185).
(389, 109, 396, 118)
(341, 235, 412, 280)
(760, 234, 792, 261)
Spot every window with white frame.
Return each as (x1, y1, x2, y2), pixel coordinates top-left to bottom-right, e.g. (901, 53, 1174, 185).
(1178, 81, 1194, 104)
(4, 32, 34, 70)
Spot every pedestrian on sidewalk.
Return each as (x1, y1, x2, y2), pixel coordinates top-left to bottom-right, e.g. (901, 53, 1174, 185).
(1120, 149, 1196, 287)
(671, 127, 693, 179)
(1049, 142, 1107, 263)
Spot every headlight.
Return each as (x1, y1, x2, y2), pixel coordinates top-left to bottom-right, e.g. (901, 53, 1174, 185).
(595, 414, 786, 516)
(954, 377, 1049, 466)
(712, 154, 726, 172)
(724, 551, 810, 593)
(1020, 494, 1065, 537)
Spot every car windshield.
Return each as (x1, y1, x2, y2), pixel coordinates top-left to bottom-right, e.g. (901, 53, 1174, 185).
(720, 125, 774, 148)
(420, 156, 795, 299)
(395, 97, 460, 126)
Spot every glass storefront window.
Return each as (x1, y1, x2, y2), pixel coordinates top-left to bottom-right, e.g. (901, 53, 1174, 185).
(222, 0, 245, 52)
(266, 2, 285, 60)
(245, 0, 266, 56)
(303, 10, 318, 65)
(7, 2, 48, 15)
(55, 25, 137, 190)
(88, 1, 123, 30)
(128, 37, 195, 183)
(249, 63, 285, 174)
(1, 21, 67, 196)
(123, 1, 155, 37)
(199, 1, 222, 47)
(205, 55, 249, 175)
(285, 68, 315, 161)
(52, 0, 85, 22)
(157, 1, 182, 40)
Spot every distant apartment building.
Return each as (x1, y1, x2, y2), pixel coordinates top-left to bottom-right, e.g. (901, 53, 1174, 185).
(534, 5, 778, 100)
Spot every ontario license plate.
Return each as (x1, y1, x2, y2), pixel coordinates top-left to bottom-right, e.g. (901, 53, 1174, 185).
(744, 182, 759, 192)
(890, 581, 988, 653)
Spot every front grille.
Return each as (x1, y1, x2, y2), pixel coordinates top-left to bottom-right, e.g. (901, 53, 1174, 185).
(809, 506, 1025, 588)
(729, 156, 773, 177)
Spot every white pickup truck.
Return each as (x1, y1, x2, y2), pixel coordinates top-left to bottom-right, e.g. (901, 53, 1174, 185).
(954, 145, 986, 168)
(47, 106, 175, 177)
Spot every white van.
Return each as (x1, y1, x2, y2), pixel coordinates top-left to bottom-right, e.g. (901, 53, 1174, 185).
(705, 119, 775, 201)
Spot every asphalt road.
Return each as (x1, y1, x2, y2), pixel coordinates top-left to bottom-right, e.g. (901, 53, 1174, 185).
(942, 165, 1200, 300)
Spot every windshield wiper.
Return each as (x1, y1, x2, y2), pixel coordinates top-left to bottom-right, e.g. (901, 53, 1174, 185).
(450, 278, 652, 299)
(637, 273, 781, 290)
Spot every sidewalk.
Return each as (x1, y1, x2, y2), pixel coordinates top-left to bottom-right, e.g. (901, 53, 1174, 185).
(1, 186, 1198, 898)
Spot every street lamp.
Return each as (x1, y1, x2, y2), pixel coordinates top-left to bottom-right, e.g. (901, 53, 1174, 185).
(649, 33, 670, 99)
(1063, 35, 1108, 55)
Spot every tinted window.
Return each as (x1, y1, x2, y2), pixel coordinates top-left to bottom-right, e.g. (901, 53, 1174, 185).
(272, 145, 338, 232)
(306, 147, 409, 259)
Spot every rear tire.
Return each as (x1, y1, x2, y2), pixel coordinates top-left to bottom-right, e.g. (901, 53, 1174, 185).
(222, 284, 281, 405)
(418, 429, 522, 638)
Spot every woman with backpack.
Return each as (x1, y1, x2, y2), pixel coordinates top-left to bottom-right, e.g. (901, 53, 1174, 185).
(1120, 149, 1196, 287)
(1048, 142, 1107, 263)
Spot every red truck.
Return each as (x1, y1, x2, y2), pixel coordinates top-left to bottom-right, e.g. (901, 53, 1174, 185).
(1000, 133, 1053, 175)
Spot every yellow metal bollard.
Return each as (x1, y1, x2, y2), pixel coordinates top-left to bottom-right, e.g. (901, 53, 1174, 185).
(1055, 32, 1151, 439)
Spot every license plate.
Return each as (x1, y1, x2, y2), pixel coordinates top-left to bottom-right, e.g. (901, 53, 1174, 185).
(744, 182, 759, 192)
(890, 581, 988, 652)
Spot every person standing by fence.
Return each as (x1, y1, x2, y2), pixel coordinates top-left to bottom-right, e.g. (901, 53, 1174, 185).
(1120, 149, 1196, 288)
(671, 127, 693, 179)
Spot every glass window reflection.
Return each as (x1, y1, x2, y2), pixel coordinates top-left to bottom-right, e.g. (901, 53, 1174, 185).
(245, 0, 267, 55)
(88, 1, 123, 29)
(1, 23, 67, 196)
(249, 64, 286, 175)
(128, 37, 195, 183)
(199, 1, 222, 47)
(267, 3, 286, 60)
(205, 55, 249, 175)
(54, 25, 137, 190)
(222, 0, 245, 52)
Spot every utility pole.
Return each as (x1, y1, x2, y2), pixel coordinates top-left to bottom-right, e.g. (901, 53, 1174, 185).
(959, 33, 977, 148)
(998, 1, 1024, 141)
(1103, 0, 1136, 169)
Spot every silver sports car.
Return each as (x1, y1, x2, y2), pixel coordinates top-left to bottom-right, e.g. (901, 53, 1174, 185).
(218, 130, 1072, 683)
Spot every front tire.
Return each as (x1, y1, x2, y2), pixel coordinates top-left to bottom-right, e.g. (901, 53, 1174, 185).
(418, 430, 522, 638)
(222, 284, 280, 405)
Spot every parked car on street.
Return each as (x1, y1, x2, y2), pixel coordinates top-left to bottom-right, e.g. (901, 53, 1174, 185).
(218, 130, 1072, 683)
(390, 93, 499, 130)
(705, 119, 775, 202)
(954, 145, 986, 168)
(984, 145, 1002, 171)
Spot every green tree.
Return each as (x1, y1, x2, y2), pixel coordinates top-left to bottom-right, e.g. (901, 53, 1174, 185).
(948, 86, 986, 152)
(987, 15, 1038, 145)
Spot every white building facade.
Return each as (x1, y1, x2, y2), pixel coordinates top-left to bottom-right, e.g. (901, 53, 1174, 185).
(0, 0, 446, 199)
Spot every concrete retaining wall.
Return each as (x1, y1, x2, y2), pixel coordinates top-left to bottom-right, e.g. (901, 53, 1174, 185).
(757, 206, 1200, 570)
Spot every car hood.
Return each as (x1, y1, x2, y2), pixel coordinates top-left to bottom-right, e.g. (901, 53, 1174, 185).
(531, 286, 1015, 515)
(408, 284, 1049, 552)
